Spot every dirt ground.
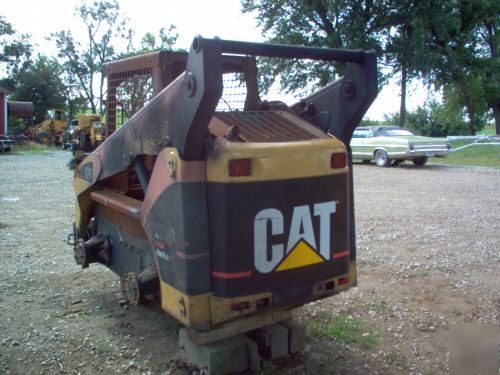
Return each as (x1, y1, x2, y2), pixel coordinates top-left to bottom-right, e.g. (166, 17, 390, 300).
(0, 150, 498, 374)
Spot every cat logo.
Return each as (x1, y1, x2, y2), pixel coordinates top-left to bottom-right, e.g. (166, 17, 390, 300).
(253, 201, 336, 273)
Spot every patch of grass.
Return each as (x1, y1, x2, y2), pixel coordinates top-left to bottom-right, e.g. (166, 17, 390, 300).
(259, 360, 276, 375)
(422, 365, 438, 375)
(96, 342, 113, 354)
(320, 355, 335, 374)
(15, 280, 36, 293)
(307, 313, 379, 350)
(384, 351, 410, 369)
(10, 143, 58, 154)
(477, 124, 496, 135)
(434, 265, 447, 272)
(50, 311, 65, 318)
(362, 299, 389, 312)
(428, 139, 500, 168)
(151, 315, 180, 333)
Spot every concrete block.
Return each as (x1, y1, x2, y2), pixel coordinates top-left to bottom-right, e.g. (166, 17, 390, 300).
(280, 319, 306, 354)
(248, 323, 289, 359)
(246, 336, 261, 373)
(179, 328, 259, 374)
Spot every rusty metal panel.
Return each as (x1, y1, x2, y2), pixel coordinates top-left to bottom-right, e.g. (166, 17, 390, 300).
(104, 51, 262, 135)
(104, 51, 190, 134)
(212, 111, 330, 142)
(7, 101, 34, 117)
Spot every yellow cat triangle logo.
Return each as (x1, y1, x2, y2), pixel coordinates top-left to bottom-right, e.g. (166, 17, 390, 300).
(276, 239, 325, 272)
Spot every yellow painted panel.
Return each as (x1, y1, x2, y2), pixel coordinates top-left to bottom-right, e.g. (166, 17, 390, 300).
(209, 292, 272, 325)
(207, 137, 347, 183)
(160, 281, 212, 327)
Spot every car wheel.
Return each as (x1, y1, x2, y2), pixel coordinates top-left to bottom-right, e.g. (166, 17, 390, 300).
(412, 157, 428, 167)
(374, 150, 390, 167)
(35, 131, 53, 146)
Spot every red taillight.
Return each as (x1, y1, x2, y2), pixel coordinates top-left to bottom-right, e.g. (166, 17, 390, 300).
(331, 153, 347, 169)
(229, 159, 252, 177)
(338, 277, 349, 286)
(231, 301, 250, 311)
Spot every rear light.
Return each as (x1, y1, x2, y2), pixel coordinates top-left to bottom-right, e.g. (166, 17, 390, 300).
(231, 301, 250, 311)
(338, 277, 349, 286)
(229, 159, 251, 177)
(256, 297, 270, 309)
(325, 281, 335, 290)
(331, 153, 347, 169)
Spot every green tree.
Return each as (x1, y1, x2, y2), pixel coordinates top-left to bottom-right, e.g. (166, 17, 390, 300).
(7, 56, 66, 126)
(50, 0, 127, 113)
(116, 27, 179, 119)
(0, 16, 33, 76)
(475, 0, 499, 134)
(242, 0, 497, 135)
(139, 25, 179, 53)
(241, 0, 388, 95)
(383, 0, 437, 128)
(418, 0, 494, 135)
(241, 0, 440, 128)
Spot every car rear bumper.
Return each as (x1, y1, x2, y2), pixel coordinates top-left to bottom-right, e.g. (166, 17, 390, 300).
(388, 149, 450, 159)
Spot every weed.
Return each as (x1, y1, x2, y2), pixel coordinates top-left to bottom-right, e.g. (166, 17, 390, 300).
(362, 299, 389, 312)
(96, 342, 112, 354)
(11, 144, 59, 155)
(154, 316, 179, 333)
(15, 280, 36, 293)
(307, 313, 379, 350)
(50, 311, 65, 318)
(259, 360, 276, 375)
(316, 353, 342, 374)
(422, 365, 437, 375)
(384, 351, 410, 369)
(434, 265, 447, 272)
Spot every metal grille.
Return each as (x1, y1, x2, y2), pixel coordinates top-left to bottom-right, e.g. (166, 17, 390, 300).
(213, 111, 329, 142)
(107, 68, 154, 130)
(216, 73, 247, 112)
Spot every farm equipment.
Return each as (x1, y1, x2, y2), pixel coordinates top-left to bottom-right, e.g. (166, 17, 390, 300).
(62, 119, 79, 150)
(70, 36, 377, 366)
(67, 114, 105, 155)
(0, 135, 14, 152)
(34, 109, 69, 146)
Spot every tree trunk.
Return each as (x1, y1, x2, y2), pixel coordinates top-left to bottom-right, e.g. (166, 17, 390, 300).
(90, 101, 97, 114)
(399, 65, 407, 128)
(463, 94, 477, 136)
(494, 101, 500, 135)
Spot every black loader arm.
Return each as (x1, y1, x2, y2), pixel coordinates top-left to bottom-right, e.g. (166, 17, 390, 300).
(291, 53, 378, 145)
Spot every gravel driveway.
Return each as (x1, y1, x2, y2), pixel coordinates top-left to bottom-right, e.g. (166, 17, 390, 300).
(0, 150, 498, 374)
